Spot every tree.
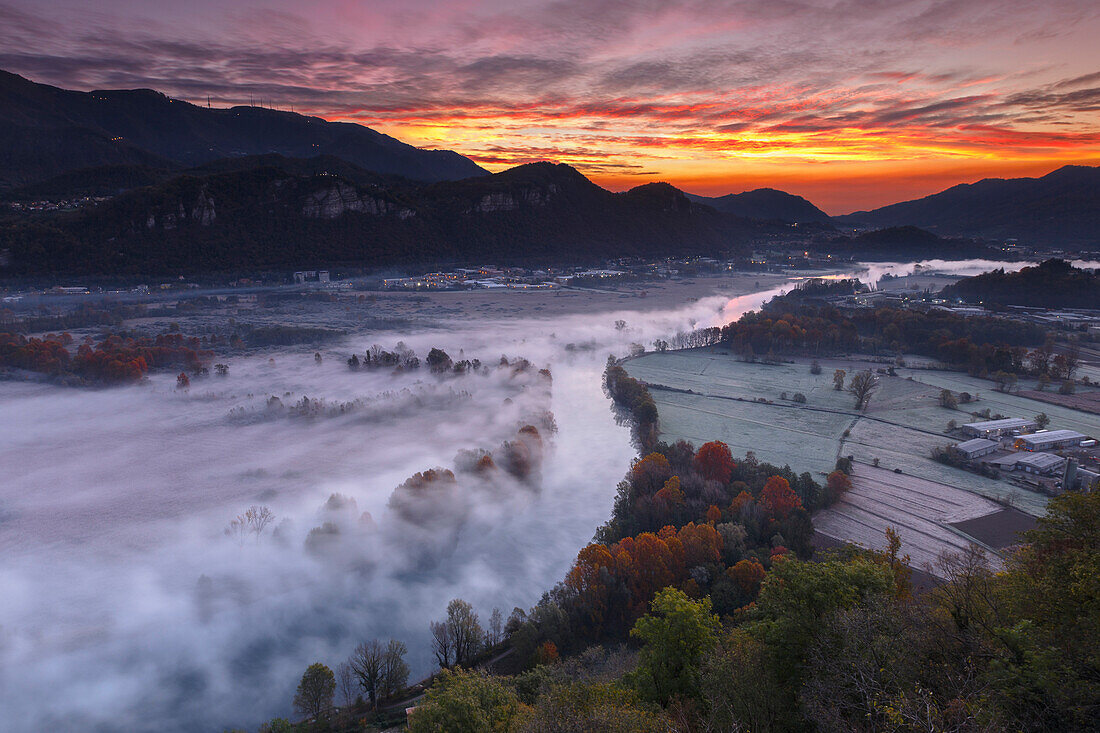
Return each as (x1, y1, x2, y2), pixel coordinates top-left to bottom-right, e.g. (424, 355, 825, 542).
(176, 372, 190, 389)
(833, 369, 846, 391)
(630, 587, 720, 704)
(729, 558, 766, 596)
(336, 662, 356, 708)
(430, 620, 453, 669)
(293, 662, 335, 720)
(445, 598, 484, 668)
(536, 640, 560, 665)
(693, 440, 735, 484)
(408, 669, 524, 733)
(487, 607, 504, 647)
(847, 370, 876, 410)
(700, 630, 785, 732)
(426, 347, 453, 373)
(746, 556, 893, 691)
(349, 639, 385, 709)
(245, 505, 274, 539)
(1059, 380, 1076, 395)
(825, 470, 852, 499)
(810, 359, 822, 375)
(939, 389, 958, 409)
(381, 639, 410, 701)
(1035, 412, 1051, 430)
(760, 476, 802, 520)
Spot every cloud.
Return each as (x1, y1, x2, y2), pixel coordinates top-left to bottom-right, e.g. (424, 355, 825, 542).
(0, 0, 1097, 206)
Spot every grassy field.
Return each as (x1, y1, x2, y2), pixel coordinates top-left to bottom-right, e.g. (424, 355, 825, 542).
(624, 348, 1071, 516)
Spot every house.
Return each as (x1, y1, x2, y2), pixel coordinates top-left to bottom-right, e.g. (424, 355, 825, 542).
(1014, 430, 1087, 452)
(955, 438, 999, 460)
(961, 418, 1037, 438)
(1013, 452, 1066, 475)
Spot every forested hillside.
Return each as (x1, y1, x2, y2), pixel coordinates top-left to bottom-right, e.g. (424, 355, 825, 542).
(940, 258, 1099, 309)
(0, 161, 764, 276)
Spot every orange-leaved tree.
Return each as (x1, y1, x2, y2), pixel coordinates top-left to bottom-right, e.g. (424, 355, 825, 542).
(760, 476, 803, 520)
(694, 441, 736, 484)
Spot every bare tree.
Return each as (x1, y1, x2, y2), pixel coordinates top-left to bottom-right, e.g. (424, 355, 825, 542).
(224, 514, 247, 546)
(245, 505, 275, 539)
(380, 639, 410, 701)
(430, 620, 452, 669)
(848, 370, 877, 410)
(335, 661, 356, 709)
(833, 368, 846, 391)
(487, 607, 504, 647)
(350, 640, 385, 709)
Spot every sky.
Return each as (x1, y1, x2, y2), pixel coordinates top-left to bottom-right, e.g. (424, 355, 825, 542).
(1, 0, 1098, 212)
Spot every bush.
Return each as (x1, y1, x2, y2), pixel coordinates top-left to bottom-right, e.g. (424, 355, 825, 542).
(793, 393, 807, 403)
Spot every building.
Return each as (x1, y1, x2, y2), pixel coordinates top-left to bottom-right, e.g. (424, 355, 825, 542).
(955, 438, 1000, 460)
(1015, 430, 1088, 452)
(1013, 452, 1066, 476)
(962, 418, 1038, 438)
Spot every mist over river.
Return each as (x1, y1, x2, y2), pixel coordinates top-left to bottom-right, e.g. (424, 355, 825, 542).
(0, 259, 1075, 731)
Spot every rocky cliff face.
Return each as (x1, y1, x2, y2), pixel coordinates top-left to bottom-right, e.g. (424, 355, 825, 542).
(471, 184, 559, 213)
(301, 181, 413, 219)
(143, 188, 216, 230)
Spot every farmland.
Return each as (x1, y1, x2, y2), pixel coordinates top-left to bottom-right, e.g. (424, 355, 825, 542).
(623, 347, 1059, 517)
(813, 465, 1028, 576)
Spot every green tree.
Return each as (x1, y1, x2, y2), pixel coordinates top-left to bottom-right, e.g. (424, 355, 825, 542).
(1035, 412, 1050, 429)
(630, 587, 720, 705)
(746, 557, 893, 694)
(700, 630, 785, 733)
(523, 681, 665, 732)
(293, 662, 335, 720)
(408, 669, 526, 733)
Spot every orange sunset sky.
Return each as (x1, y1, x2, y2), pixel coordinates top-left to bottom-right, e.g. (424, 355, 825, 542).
(1, 0, 1098, 212)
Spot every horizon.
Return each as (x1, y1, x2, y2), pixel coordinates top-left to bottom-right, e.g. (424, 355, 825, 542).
(2, 0, 1098, 213)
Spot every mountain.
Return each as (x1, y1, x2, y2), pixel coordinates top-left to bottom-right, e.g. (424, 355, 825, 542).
(0, 160, 768, 276)
(836, 165, 1100, 246)
(0, 70, 487, 190)
(686, 188, 830, 223)
(940, 258, 1099, 309)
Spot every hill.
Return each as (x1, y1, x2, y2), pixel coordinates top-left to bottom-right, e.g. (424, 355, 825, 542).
(0, 160, 766, 276)
(836, 165, 1100, 246)
(686, 188, 830, 223)
(815, 225, 998, 260)
(940, 258, 1100, 309)
(0, 70, 487, 190)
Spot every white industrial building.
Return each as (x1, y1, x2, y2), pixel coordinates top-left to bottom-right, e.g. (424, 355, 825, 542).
(1013, 452, 1066, 475)
(962, 418, 1037, 438)
(955, 438, 1000, 460)
(1015, 430, 1088, 452)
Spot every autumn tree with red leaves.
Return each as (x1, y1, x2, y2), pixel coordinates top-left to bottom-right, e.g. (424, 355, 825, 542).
(760, 476, 803, 520)
(694, 441, 736, 484)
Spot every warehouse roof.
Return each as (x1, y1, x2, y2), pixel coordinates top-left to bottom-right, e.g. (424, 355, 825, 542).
(1017, 430, 1086, 445)
(1014, 453, 1066, 471)
(956, 438, 999, 453)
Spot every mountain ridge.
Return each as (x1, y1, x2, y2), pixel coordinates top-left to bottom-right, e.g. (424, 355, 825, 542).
(835, 164, 1100, 245)
(0, 70, 488, 189)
